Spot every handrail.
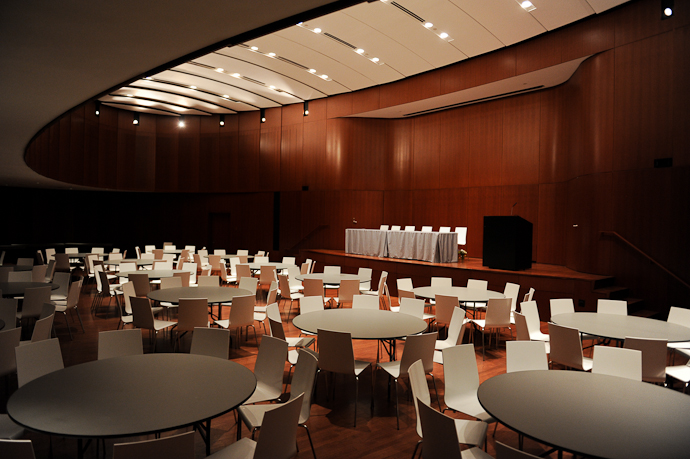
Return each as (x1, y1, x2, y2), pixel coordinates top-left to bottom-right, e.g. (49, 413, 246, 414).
(289, 224, 329, 252)
(600, 231, 690, 290)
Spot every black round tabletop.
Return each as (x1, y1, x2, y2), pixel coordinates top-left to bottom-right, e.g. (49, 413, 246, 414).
(7, 353, 256, 439)
(297, 273, 371, 285)
(0, 319, 5, 331)
(412, 286, 505, 302)
(0, 282, 59, 297)
(102, 259, 153, 266)
(147, 286, 252, 304)
(551, 312, 690, 342)
(293, 309, 427, 340)
(123, 270, 183, 280)
(478, 370, 690, 459)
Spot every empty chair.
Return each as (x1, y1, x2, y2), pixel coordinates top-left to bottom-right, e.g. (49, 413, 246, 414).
(397, 277, 414, 292)
(597, 299, 628, 315)
(519, 301, 549, 342)
(667, 306, 690, 360)
(592, 345, 642, 381)
(128, 272, 151, 297)
(396, 297, 426, 319)
(174, 298, 209, 351)
(322, 265, 340, 289)
(237, 350, 318, 458)
(549, 298, 575, 318)
(435, 307, 468, 352)
(16, 258, 33, 267)
(190, 327, 230, 359)
(54, 253, 71, 273)
(421, 226, 433, 232)
(335, 278, 359, 308)
(235, 264, 252, 284)
(434, 294, 458, 331)
(238, 276, 258, 298)
(352, 294, 379, 310)
(624, 336, 667, 384)
(380, 224, 389, 231)
(404, 226, 415, 232)
(506, 341, 549, 373)
(548, 323, 593, 371)
(16, 285, 51, 325)
(377, 332, 438, 429)
(130, 296, 176, 352)
(0, 328, 21, 387)
(296, 296, 325, 338)
(8, 271, 31, 282)
(215, 294, 257, 347)
(417, 396, 492, 459)
(15, 338, 64, 388)
(523, 287, 535, 302)
(243, 335, 288, 405)
(439, 226, 451, 233)
(213, 249, 226, 256)
(98, 329, 144, 360)
(258, 265, 277, 296)
(286, 265, 304, 294)
(52, 278, 85, 339)
(512, 312, 531, 342)
(0, 439, 37, 458)
(197, 275, 220, 287)
(302, 278, 326, 304)
(470, 297, 512, 360)
(317, 328, 372, 427)
(431, 277, 452, 288)
(495, 441, 541, 459)
(361, 270, 390, 309)
(113, 431, 194, 459)
(49, 272, 71, 302)
(278, 274, 303, 318)
(0, 298, 18, 330)
(391, 225, 401, 231)
(503, 282, 521, 327)
(455, 227, 468, 246)
(30, 265, 47, 283)
(409, 359, 488, 459)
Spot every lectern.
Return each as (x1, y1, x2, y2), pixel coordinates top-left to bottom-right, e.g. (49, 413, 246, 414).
(482, 216, 532, 270)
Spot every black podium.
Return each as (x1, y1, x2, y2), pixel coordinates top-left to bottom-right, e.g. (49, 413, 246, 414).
(482, 216, 532, 270)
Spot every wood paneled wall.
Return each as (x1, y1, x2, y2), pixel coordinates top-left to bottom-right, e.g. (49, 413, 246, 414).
(22, 0, 690, 311)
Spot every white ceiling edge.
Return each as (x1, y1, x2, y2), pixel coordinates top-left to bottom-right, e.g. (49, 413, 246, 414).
(347, 55, 591, 119)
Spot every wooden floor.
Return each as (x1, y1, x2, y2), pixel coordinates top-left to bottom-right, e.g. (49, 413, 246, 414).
(2, 280, 584, 459)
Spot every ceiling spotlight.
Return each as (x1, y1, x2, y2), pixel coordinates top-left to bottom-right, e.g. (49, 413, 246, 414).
(356, 48, 364, 54)
(216, 68, 224, 73)
(220, 115, 225, 127)
(303, 100, 309, 116)
(260, 108, 266, 123)
(662, 0, 674, 18)
(519, 0, 536, 12)
(178, 116, 185, 128)
(251, 46, 259, 51)
(424, 22, 433, 28)
(133, 113, 139, 125)
(95, 101, 100, 116)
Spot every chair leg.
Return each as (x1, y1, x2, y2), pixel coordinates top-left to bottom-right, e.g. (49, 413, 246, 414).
(394, 377, 400, 430)
(62, 311, 73, 340)
(354, 375, 359, 428)
(411, 440, 422, 459)
(302, 424, 317, 459)
(429, 374, 440, 410)
(482, 329, 486, 361)
(74, 306, 85, 332)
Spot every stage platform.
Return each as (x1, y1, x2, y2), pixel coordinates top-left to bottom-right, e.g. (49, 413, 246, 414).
(301, 249, 614, 320)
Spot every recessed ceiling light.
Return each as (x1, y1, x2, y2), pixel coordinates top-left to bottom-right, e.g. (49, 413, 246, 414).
(216, 68, 224, 73)
(309, 69, 316, 73)
(519, 0, 536, 12)
(439, 32, 448, 39)
(222, 95, 229, 99)
(126, 94, 133, 97)
(356, 49, 365, 54)
(268, 52, 276, 57)
(190, 85, 197, 89)
(232, 73, 240, 78)
(269, 85, 276, 89)
(144, 76, 152, 80)
(321, 74, 328, 80)
(372, 57, 380, 63)
(424, 22, 433, 28)
(251, 46, 259, 51)
(313, 28, 322, 33)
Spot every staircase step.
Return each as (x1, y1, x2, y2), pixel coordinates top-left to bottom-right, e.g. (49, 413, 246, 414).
(593, 285, 630, 300)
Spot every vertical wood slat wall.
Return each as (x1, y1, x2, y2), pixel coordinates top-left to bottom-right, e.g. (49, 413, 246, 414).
(22, 0, 690, 311)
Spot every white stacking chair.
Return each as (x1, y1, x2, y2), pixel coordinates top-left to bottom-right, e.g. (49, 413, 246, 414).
(624, 336, 667, 384)
(15, 338, 64, 388)
(391, 225, 401, 231)
(380, 224, 389, 231)
(98, 329, 144, 360)
(404, 226, 415, 232)
(470, 298, 512, 360)
(592, 345, 641, 381)
(506, 341, 549, 373)
(112, 431, 194, 459)
(421, 226, 433, 232)
(548, 322, 593, 371)
(439, 226, 451, 233)
(597, 299, 628, 315)
(434, 307, 469, 363)
(190, 327, 230, 360)
(520, 301, 550, 342)
(242, 335, 288, 405)
(352, 294, 379, 310)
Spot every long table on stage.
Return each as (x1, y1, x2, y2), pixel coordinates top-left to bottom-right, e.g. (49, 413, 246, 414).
(345, 228, 458, 263)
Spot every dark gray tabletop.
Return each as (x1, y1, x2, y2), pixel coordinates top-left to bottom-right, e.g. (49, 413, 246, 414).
(293, 309, 427, 340)
(147, 286, 252, 304)
(478, 370, 690, 459)
(412, 286, 505, 302)
(102, 259, 153, 266)
(13, 265, 34, 272)
(296, 272, 371, 285)
(122, 269, 183, 280)
(7, 353, 255, 439)
(0, 319, 4, 331)
(551, 312, 690, 342)
(0, 282, 59, 297)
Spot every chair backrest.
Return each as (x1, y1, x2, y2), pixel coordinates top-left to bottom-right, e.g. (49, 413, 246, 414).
(190, 327, 230, 359)
(236, 249, 249, 256)
(197, 275, 219, 287)
(435, 294, 458, 325)
(503, 282, 520, 312)
(302, 278, 324, 299)
(51, 271, 71, 298)
(597, 299, 628, 315)
(466, 278, 487, 290)
(198, 249, 209, 258)
(129, 273, 150, 297)
(446, 307, 468, 345)
(0, 298, 18, 330)
(254, 256, 269, 264)
(442, 344, 480, 402)
(352, 294, 379, 310)
(0, 439, 37, 459)
(421, 226, 433, 232)
(339, 279, 361, 305)
(121, 282, 136, 315)
(45, 248, 56, 259)
(0, 327, 21, 377)
(418, 397, 463, 459)
(153, 260, 173, 270)
(31, 265, 47, 283)
(130, 296, 155, 330)
(268, 318, 287, 341)
(54, 253, 71, 272)
(398, 289, 416, 300)
(30, 311, 55, 342)
(282, 256, 296, 265)
(182, 262, 197, 284)
(112, 430, 195, 459)
(16, 257, 34, 267)
(300, 262, 310, 275)
(267, 282, 278, 305)
(455, 227, 468, 245)
(254, 335, 288, 392)
(229, 257, 241, 275)
(495, 441, 542, 459)
(287, 265, 301, 284)
(506, 341, 549, 373)
(8, 271, 32, 282)
(379, 224, 389, 230)
(213, 249, 226, 256)
(520, 301, 542, 337)
(177, 298, 209, 332)
(430, 277, 452, 288)
(391, 225, 401, 231)
(278, 274, 293, 300)
(323, 265, 340, 276)
(549, 298, 575, 318)
(290, 350, 319, 423)
(15, 338, 64, 387)
(408, 359, 430, 437)
(260, 265, 277, 286)
(160, 276, 182, 290)
(439, 226, 451, 233)
(236, 263, 251, 281)
(238, 276, 258, 296)
(399, 332, 437, 375)
(668, 306, 690, 327)
(398, 297, 425, 318)
(141, 253, 155, 260)
(317, 329, 356, 374)
(98, 329, 144, 360)
(119, 261, 137, 273)
(592, 345, 642, 381)
(523, 287, 535, 302)
(624, 336, 667, 383)
(300, 296, 325, 314)
(397, 277, 413, 291)
(253, 393, 304, 459)
(228, 294, 255, 328)
(404, 226, 415, 232)
(0, 266, 12, 282)
(485, 298, 512, 327)
(22, 286, 52, 319)
(512, 311, 531, 341)
(548, 322, 586, 370)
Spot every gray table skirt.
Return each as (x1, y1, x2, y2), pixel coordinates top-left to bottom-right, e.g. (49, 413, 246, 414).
(345, 229, 457, 263)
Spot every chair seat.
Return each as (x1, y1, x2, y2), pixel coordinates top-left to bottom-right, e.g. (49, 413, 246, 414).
(207, 437, 256, 459)
(666, 364, 690, 385)
(0, 414, 25, 439)
(50, 294, 67, 301)
(580, 357, 594, 371)
(529, 330, 550, 342)
(286, 336, 314, 348)
(446, 394, 495, 423)
(668, 341, 690, 350)
(377, 360, 403, 379)
(243, 382, 283, 405)
(253, 312, 266, 322)
(461, 447, 494, 459)
(152, 319, 176, 331)
(353, 359, 371, 376)
(453, 418, 489, 448)
(237, 404, 275, 432)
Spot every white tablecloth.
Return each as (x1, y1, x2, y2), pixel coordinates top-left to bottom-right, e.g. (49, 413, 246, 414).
(345, 229, 458, 263)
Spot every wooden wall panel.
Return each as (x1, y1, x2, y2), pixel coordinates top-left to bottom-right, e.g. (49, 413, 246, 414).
(537, 182, 567, 265)
(198, 116, 220, 192)
(302, 120, 327, 190)
(133, 112, 156, 191)
(83, 102, 100, 188)
(155, 116, 178, 192)
(347, 119, 388, 191)
(325, 119, 351, 190)
(380, 71, 441, 109)
(501, 93, 540, 186)
(327, 93, 353, 119)
(440, 48, 516, 94)
(260, 126, 281, 191)
(538, 86, 568, 184)
(438, 108, 469, 189)
(218, 114, 239, 192)
(614, 0, 684, 48)
(58, 116, 71, 182)
(306, 98, 327, 122)
(176, 115, 200, 192)
(613, 32, 674, 172)
(281, 103, 304, 126)
(516, 32, 563, 75)
(560, 12, 615, 62)
(97, 107, 118, 189)
(673, 25, 690, 167)
(352, 86, 380, 114)
(412, 113, 441, 190)
(386, 119, 414, 191)
(116, 110, 136, 190)
(280, 124, 303, 191)
(466, 186, 502, 258)
(383, 190, 413, 228)
(467, 100, 503, 187)
(237, 130, 260, 192)
(68, 106, 85, 184)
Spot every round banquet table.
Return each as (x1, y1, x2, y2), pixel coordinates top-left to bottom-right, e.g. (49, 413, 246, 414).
(122, 269, 184, 280)
(148, 286, 252, 319)
(7, 353, 256, 458)
(247, 262, 295, 271)
(12, 265, 34, 272)
(0, 282, 59, 297)
(163, 248, 183, 254)
(478, 370, 690, 459)
(412, 286, 505, 303)
(296, 272, 371, 286)
(0, 319, 4, 330)
(551, 312, 690, 342)
(293, 309, 427, 361)
(102, 259, 153, 267)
